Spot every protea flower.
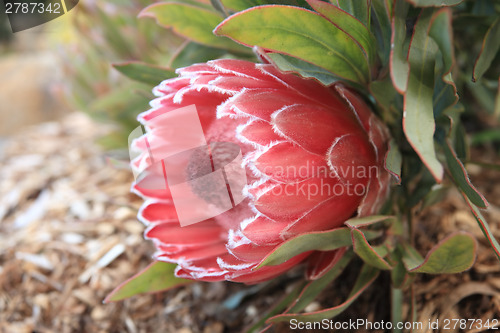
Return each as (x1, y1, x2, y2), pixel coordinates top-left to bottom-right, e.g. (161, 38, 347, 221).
(130, 59, 391, 283)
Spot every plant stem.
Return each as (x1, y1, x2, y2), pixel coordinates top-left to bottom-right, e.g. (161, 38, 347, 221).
(391, 287, 403, 333)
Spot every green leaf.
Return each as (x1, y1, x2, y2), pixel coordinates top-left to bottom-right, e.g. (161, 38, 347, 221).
(369, 76, 399, 119)
(385, 138, 402, 184)
(256, 227, 381, 268)
(113, 62, 176, 86)
(466, 79, 497, 114)
(169, 42, 228, 69)
(267, 264, 379, 323)
(390, 0, 410, 93)
(371, 0, 392, 66)
(265, 52, 341, 86)
(214, 5, 370, 84)
(210, 0, 230, 17)
(496, 77, 500, 118)
(104, 262, 192, 302)
(473, 17, 500, 82)
(428, 8, 458, 115)
(391, 247, 408, 288)
(139, 3, 246, 52)
(403, 232, 477, 274)
(471, 128, 500, 146)
(403, 10, 444, 183)
(344, 215, 393, 228)
(405, 0, 463, 6)
(351, 228, 393, 270)
(442, 140, 489, 208)
(288, 250, 354, 313)
(401, 243, 425, 270)
(463, 194, 500, 262)
(307, 0, 377, 65)
(334, 0, 370, 27)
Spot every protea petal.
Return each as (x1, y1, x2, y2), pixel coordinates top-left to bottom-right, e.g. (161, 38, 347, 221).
(132, 59, 391, 284)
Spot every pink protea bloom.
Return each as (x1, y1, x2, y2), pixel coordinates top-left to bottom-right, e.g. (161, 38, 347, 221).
(131, 59, 391, 283)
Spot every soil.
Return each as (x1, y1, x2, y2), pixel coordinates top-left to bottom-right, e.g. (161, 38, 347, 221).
(0, 113, 499, 333)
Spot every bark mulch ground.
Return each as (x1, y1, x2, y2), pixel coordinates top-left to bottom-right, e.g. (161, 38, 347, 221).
(0, 113, 499, 333)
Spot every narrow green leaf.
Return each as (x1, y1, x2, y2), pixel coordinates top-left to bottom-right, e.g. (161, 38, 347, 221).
(391, 287, 404, 333)
(369, 76, 399, 118)
(433, 73, 458, 117)
(385, 138, 402, 184)
(466, 79, 497, 114)
(390, 0, 410, 93)
(288, 250, 354, 313)
(495, 77, 500, 118)
(371, 0, 392, 65)
(256, 227, 381, 268)
(307, 0, 377, 65)
(391, 247, 408, 288)
(473, 17, 500, 82)
(351, 229, 393, 270)
(210, 0, 229, 17)
(113, 62, 176, 86)
(334, 0, 370, 27)
(267, 264, 379, 323)
(443, 140, 488, 208)
(139, 3, 246, 52)
(463, 194, 500, 262)
(405, 232, 477, 274)
(344, 215, 392, 228)
(420, 184, 448, 210)
(214, 5, 370, 84)
(104, 262, 192, 302)
(401, 243, 425, 270)
(428, 8, 458, 115)
(403, 11, 444, 182)
(405, 0, 463, 6)
(265, 53, 341, 86)
(429, 9, 454, 73)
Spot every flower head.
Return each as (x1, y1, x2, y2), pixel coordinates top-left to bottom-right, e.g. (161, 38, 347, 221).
(131, 59, 391, 283)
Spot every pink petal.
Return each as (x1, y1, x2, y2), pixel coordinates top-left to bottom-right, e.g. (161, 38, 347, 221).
(253, 177, 343, 222)
(145, 221, 223, 246)
(306, 247, 347, 280)
(139, 201, 179, 223)
(281, 194, 362, 237)
(237, 120, 283, 147)
(254, 142, 327, 181)
(241, 215, 287, 245)
(271, 104, 366, 155)
(218, 89, 310, 122)
(259, 65, 346, 108)
(209, 59, 270, 79)
(157, 242, 227, 262)
(327, 134, 376, 184)
(230, 252, 310, 284)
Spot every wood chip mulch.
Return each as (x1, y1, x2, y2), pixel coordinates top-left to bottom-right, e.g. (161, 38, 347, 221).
(0, 113, 499, 333)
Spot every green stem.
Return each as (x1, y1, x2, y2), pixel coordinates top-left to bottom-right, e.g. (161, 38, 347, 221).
(391, 287, 403, 333)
